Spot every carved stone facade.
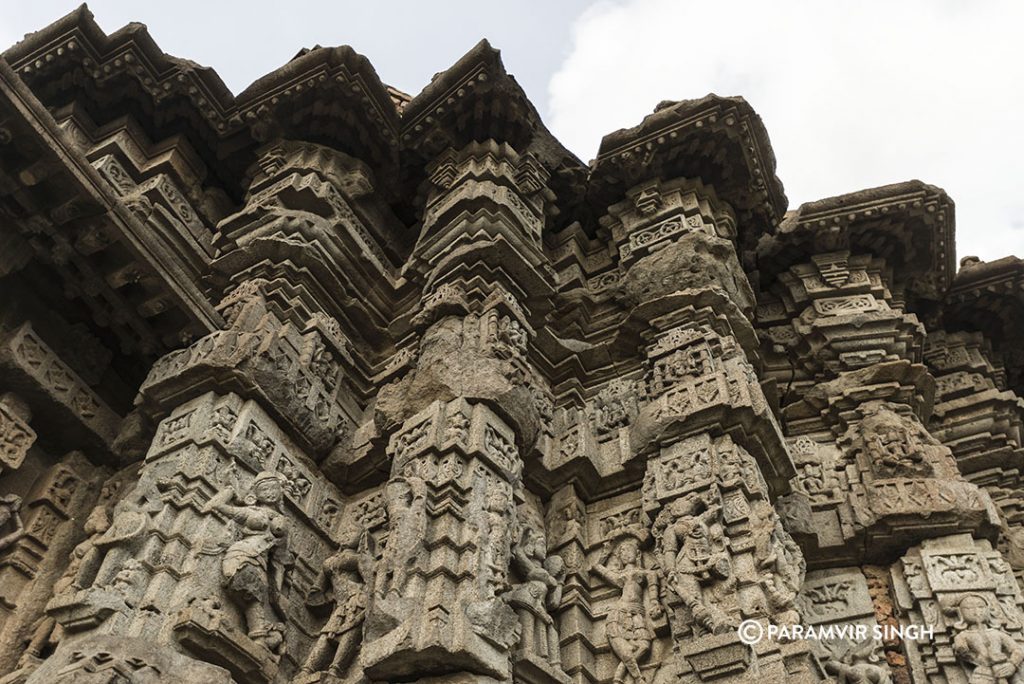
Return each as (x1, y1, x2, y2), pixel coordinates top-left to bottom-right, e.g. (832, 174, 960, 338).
(1, 7, 1022, 684)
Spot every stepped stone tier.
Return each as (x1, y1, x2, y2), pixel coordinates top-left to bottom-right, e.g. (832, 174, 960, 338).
(1, 6, 1024, 684)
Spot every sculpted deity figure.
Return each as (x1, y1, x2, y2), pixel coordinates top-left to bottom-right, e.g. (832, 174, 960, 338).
(482, 484, 513, 596)
(657, 494, 735, 635)
(859, 406, 934, 477)
(203, 471, 293, 652)
(507, 526, 565, 668)
(756, 518, 805, 625)
(952, 594, 1024, 684)
(592, 530, 663, 684)
(561, 504, 583, 543)
(869, 424, 924, 472)
(52, 494, 115, 596)
(823, 634, 888, 684)
(801, 461, 841, 501)
(0, 494, 25, 552)
(375, 462, 428, 599)
(298, 524, 374, 679)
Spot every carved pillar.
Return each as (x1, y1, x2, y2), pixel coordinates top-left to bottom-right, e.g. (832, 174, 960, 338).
(762, 251, 999, 563)
(362, 397, 523, 679)
(924, 330, 1024, 588)
(545, 484, 588, 681)
(363, 139, 568, 683)
(0, 452, 108, 678)
(755, 191, 1005, 680)
(21, 277, 353, 684)
(598, 177, 822, 683)
(892, 534, 1024, 683)
(0, 392, 35, 474)
(796, 568, 893, 683)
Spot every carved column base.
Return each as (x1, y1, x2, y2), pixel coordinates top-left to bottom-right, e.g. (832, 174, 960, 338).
(512, 653, 572, 684)
(172, 602, 280, 684)
(44, 588, 129, 634)
(852, 477, 1000, 556)
(670, 632, 825, 683)
(362, 595, 518, 681)
(23, 634, 233, 684)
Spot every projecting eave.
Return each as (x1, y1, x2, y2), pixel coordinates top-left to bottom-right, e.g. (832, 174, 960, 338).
(401, 39, 587, 225)
(234, 44, 402, 196)
(589, 94, 788, 249)
(4, 5, 234, 158)
(0, 57, 221, 352)
(757, 180, 956, 307)
(943, 255, 1024, 395)
(4, 5, 404, 198)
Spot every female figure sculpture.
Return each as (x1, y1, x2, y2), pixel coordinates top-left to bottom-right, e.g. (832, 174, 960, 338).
(593, 530, 663, 684)
(204, 470, 292, 652)
(0, 494, 25, 552)
(298, 524, 374, 679)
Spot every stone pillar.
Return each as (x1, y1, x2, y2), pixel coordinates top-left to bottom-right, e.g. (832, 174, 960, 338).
(599, 177, 823, 683)
(892, 534, 1024, 683)
(760, 244, 1003, 679)
(925, 330, 1024, 586)
(363, 139, 568, 683)
(361, 397, 523, 679)
(0, 452, 109, 679)
(763, 250, 1000, 554)
(0, 392, 34, 475)
(23, 281, 353, 684)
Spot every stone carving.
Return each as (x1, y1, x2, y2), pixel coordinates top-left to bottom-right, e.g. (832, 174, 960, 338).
(860, 404, 932, 478)
(893, 535, 1024, 684)
(297, 524, 374, 682)
(374, 464, 428, 601)
(952, 594, 1024, 684)
(592, 529, 662, 684)
(0, 393, 35, 473)
(507, 526, 564, 671)
(1, 12, 1022, 684)
(655, 493, 735, 635)
(54, 492, 154, 599)
(203, 471, 293, 653)
(822, 639, 892, 684)
(755, 518, 805, 626)
(0, 494, 26, 552)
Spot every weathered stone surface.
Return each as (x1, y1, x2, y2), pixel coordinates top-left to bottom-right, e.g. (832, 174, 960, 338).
(0, 7, 1021, 684)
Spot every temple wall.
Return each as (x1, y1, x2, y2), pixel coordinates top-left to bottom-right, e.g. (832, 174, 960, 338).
(1, 10, 1024, 684)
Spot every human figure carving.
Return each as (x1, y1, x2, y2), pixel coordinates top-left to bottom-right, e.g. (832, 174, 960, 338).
(53, 496, 115, 596)
(482, 484, 513, 597)
(507, 527, 564, 668)
(0, 494, 25, 552)
(298, 524, 374, 679)
(657, 495, 735, 635)
(560, 504, 583, 543)
(952, 594, 1024, 684)
(823, 639, 893, 684)
(203, 471, 292, 652)
(802, 461, 841, 500)
(592, 530, 662, 684)
(376, 463, 428, 599)
(756, 519, 805, 625)
(859, 406, 935, 477)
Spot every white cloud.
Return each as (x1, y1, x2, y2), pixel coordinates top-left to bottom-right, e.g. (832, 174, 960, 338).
(548, 0, 1024, 261)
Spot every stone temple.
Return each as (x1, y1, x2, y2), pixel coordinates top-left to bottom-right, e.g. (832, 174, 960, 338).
(1, 6, 1024, 684)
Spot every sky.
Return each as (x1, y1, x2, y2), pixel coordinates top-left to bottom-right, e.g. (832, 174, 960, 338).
(2, 0, 1021, 262)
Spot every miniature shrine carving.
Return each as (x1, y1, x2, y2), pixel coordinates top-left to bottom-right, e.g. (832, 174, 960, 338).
(0, 8, 1021, 684)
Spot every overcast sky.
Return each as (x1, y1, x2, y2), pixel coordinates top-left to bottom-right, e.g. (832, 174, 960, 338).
(2, 1, 1021, 262)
